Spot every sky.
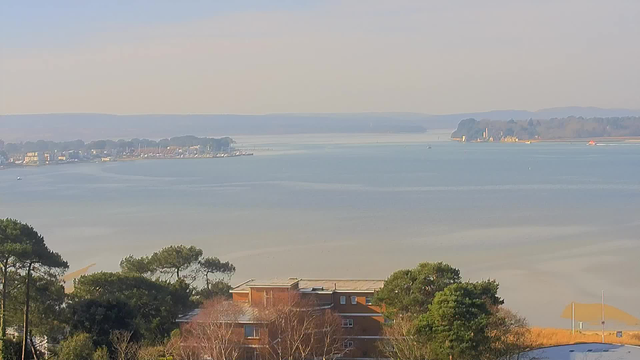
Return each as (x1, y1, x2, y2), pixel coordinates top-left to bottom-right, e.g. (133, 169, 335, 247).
(1, 0, 639, 115)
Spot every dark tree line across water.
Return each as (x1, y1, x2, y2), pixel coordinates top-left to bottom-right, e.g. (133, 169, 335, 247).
(451, 116, 640, 140)
(0, 136, 235, 155)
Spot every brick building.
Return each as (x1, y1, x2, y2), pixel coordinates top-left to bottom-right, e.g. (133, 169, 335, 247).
(180, 278, 386, 359)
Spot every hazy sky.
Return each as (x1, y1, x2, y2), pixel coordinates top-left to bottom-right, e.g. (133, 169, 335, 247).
(1, 1, 639, 115)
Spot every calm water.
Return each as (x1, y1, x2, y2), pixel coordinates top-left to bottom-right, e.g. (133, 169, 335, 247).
(1, 134, 639, 328)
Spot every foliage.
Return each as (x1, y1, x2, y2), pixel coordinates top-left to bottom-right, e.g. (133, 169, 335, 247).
(416, 281, 502, 360)
(195, 280, 232, 301)
(451, 116, 640, 141)
(8, 274, 67, 340)
(148, 245, 203, 281)
(0, 219, 39, 340)
(57, 333, 95, 360)
(66, 299, 138, 349)
(199, 257, 235, 288)
(1, 338, 33, 360)
(92, 346, 109, 360)
(2, 136, 234, 155)
(0, 219, 68, 360)
(137, 345, 165, 360)
(71, 272, 193, 342)
(120, 246, 235, 297)
(374, 262, 461, 317)
(119, 256, 154, 277)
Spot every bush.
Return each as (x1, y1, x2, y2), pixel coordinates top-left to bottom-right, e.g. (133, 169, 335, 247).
(93, 346, 109, 360)
(58, 333, 95, 360)
(1, 338, 34, 360)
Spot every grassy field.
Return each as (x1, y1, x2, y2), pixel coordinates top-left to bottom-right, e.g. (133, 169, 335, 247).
(530, 328, 640, 347)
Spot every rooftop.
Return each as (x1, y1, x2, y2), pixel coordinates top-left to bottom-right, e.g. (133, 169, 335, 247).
(231, 278, 384, 293)
(177, 302, 267, 323)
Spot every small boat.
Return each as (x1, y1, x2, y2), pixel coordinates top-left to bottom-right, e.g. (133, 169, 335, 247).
(427, 145, 432, 149)
(16, 176, 22, 181)
(588, 140, 596, 146)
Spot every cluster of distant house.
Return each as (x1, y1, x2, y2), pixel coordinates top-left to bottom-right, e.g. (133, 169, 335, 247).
(12, 150, 91, 165)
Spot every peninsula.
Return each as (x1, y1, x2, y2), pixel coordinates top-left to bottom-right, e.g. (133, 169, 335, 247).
(451, 116, 640, 142)
(0, 135, 252, 168)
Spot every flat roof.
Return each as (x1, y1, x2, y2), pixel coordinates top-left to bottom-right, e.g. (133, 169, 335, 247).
(177, 302, 267, 323)
(232, 278, 384, 293)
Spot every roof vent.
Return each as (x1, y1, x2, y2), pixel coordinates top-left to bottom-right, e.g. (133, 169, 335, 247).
(311, 286, 324, 291)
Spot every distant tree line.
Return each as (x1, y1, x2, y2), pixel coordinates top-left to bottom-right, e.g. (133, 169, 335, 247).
(451, 116, 640, 140)
(0, 136, 235, 155)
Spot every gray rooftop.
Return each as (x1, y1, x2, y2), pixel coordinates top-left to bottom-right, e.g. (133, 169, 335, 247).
(177, 302, 266, 323)
(232, 278, 384, 292)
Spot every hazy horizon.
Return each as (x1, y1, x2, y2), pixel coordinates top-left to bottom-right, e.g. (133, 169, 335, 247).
(2, 1, 639, 115)
(4, 105, 640, 117)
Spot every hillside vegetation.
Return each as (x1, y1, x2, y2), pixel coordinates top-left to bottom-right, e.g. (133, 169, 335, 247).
(451, 116, 640, 141)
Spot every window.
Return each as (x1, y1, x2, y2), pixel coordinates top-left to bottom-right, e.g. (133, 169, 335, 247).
(244, 325, 260, 338)
(340, 296, 346, 305)
(245, 349, 260, 360)
(365, 296, 372, 305)
(351, 296, 357, 305)
(264, 290, 273, 307)
(343, 340, 354, 349)
(342, 318, 354, 328)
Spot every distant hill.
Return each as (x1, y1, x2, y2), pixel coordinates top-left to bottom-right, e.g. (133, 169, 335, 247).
(451, 116, 640, 141)
(1, 107, 639, 142)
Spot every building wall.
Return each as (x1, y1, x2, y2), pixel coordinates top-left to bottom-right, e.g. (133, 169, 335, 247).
(233, 292, 249, 303)
(231, 285, 385, 359)
(343, 338, 384, 358)
(249, 287, 293, 307)
(341, 315, 383, 337)
(332, 292, 381, 315)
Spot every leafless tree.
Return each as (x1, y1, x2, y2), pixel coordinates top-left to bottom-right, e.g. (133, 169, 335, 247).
(485, 308, 535, 360)
(378, 315, 431, 360)
(260, 295, 348, 360)
(110, 330, 140, 360)
(311, 308, 348, 360)
(178, 298, 245, 360)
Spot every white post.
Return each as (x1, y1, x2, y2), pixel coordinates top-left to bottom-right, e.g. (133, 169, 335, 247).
(601, 290, 605, 343)
(571, 302, 575, 335)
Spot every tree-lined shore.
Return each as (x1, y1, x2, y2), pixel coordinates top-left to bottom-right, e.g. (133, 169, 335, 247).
(451, 116, 640, 141)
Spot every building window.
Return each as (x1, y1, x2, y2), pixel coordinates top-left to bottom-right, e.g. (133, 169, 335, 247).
(351, 296, 357, 305)
(343, 340, 354, 349)
(340, 296, 346, 305)
(244, 325, 260, 338)
(342, 319, 354, 328)
(365, 296, 372, 305)
(245, 349, 260, 360)
(264, 290, 273, 307)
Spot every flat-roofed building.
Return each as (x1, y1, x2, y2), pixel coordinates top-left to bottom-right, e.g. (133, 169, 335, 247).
(179, 277, 386, 360)
(229, 278, 386, 359)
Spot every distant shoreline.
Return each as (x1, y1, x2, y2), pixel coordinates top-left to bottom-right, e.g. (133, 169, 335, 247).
(451, 136, 640, 144)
